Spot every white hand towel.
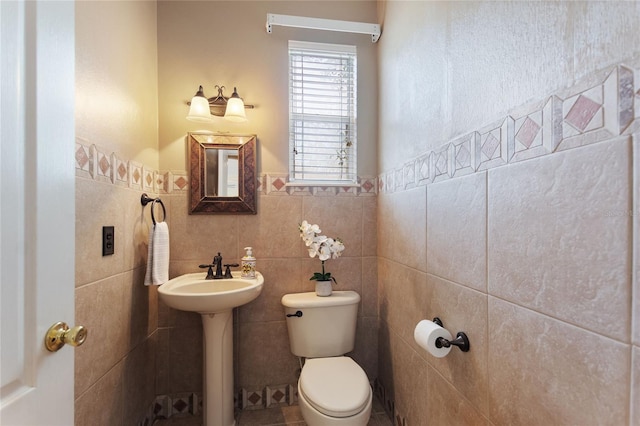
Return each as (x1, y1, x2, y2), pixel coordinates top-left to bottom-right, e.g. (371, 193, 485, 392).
(144, 221, 170, 286)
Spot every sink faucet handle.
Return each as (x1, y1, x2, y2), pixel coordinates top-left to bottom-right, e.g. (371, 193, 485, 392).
(223, 263, 240, 279)
(199, 263, 215, 280)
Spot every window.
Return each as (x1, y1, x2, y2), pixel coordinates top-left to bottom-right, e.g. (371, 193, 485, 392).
(288, 41, 357, 184)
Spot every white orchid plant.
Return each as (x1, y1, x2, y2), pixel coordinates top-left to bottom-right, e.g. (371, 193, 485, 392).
(299, 220, 345, 283)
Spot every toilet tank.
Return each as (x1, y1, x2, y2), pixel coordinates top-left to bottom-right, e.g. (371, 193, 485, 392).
(281, 291, 360, 358)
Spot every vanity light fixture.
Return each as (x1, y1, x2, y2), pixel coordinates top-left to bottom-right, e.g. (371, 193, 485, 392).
(186, 85, 254, 123)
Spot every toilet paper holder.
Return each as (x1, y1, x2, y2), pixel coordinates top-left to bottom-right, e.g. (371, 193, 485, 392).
(432, 317, 470, 353)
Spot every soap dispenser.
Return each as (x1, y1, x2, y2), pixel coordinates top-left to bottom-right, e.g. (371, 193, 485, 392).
(241, 247, 256, 278)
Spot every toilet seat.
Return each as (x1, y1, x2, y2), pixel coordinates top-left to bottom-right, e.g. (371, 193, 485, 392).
(299, 357, 370, 418)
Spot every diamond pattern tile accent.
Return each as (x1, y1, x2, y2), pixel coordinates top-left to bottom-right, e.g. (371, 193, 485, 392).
(117, 163, 127, 180)
(75, 145, 89, 169)
(477, 117, 514, 170)
(564, 94, 601, 132)
(430, 144, 454, 182)
(272, 389, 285, 403)
(129, 164, 143, 189)
(155, 173, 165, 194)
(451, 132, 480, 177)
(172, 398, 188, 414)
(481, 133, 500, 159)
(456, 143, 471, 168)
(361, 179, 374, 193)
(248, 391, 261, 405)
(98, 154, 110, 176)
(272, 177, 285, 191)
(174, 176, 188, 190)
(516, 116, 541, 149)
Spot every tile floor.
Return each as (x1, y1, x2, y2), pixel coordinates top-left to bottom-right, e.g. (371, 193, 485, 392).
(154, 395, 392, 426)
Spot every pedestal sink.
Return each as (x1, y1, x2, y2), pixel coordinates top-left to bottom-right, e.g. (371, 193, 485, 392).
(158, 272, 264, 426)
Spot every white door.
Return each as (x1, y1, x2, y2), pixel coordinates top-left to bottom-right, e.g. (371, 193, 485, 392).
(1, 1, 76, 425)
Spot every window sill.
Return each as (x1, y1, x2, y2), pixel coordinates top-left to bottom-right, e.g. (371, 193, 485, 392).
(285, 181, 360, 188)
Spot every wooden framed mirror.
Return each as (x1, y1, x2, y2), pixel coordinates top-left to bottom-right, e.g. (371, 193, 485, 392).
(188, 133, 257, 214)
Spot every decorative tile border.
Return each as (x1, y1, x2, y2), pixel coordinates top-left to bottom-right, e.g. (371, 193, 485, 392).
(138, 393, 202, 426)
(239, 384, 297, 410)
(74, 141, 189, 195)
(379, 63, 640, 193)
(139, 380, 391, 424)
(75, 142, 377, 197)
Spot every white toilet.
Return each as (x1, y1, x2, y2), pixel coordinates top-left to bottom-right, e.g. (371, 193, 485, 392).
(281, 291, 372, 426)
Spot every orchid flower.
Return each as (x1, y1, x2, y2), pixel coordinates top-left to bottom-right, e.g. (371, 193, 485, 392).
(298, 221, 345, 283)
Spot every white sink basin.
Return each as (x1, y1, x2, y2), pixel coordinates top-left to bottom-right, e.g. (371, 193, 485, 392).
(158, 271, 264, 314)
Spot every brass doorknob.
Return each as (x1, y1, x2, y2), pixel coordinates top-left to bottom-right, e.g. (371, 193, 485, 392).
(45, 321, 88, 352)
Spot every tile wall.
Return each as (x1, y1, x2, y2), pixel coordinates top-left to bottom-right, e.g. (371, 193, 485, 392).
(75, 141, 379, 422)
(74, 163, 160, 425)
(376, 63, 639, 425)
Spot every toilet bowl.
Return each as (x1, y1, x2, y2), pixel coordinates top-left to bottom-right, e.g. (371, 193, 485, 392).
(297, 357, 372, 426)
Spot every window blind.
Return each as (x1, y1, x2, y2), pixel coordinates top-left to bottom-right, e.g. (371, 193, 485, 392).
(289, 41, 357, 183)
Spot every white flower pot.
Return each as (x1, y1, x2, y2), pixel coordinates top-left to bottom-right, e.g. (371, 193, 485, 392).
(315, 280, 332, 297)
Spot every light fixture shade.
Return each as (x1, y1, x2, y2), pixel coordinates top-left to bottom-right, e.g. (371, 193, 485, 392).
(224, 87, 248, 122)
(186, 86, 213, 122)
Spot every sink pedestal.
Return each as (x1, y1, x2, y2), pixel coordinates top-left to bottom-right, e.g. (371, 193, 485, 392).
(156, 272, 264, 426)
(202, 310, 235, 426)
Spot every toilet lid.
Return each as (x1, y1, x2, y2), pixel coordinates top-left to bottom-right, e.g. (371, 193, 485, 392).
(299, 357, 371, 418)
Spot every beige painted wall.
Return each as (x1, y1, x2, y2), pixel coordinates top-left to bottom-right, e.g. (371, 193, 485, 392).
(76, 0, 159, 168)
(157, 0, 378, 176)
(74, 1, 160, 425)
(377, 1, 640, 424)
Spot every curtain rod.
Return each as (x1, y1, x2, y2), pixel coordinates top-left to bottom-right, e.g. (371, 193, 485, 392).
(266, 13, 381, 43)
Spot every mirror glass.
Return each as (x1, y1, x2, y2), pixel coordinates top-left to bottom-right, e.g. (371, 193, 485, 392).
(188, 133, 257, 214)
(205, 148, 239, 197)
